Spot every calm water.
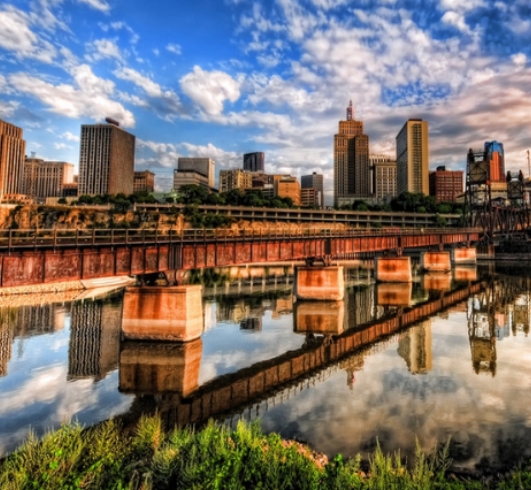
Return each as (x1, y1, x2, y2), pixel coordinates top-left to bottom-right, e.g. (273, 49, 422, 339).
(1, 263, 531, 473)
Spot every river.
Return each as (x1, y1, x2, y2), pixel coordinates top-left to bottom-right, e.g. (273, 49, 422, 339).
(1, 262, 530, 474)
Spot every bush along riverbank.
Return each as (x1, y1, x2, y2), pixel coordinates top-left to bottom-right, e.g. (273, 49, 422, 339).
(1, 416, 530, 489)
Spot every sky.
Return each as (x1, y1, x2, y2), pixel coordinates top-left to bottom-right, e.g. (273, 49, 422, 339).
(1, 0, 530, 203)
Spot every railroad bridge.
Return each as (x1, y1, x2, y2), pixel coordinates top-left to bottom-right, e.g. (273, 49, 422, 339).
(0, 227, 481, 288)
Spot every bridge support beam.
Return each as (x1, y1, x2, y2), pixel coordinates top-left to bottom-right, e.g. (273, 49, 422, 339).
(420, 252, 451, 272)
(375, 257, 412, 282)
(122, 285, 203, 342)
(119, 339, 202, 397)
(451, 247, 477, 265)
(293, 300, 345, 335)
(294, 266, 344, 301)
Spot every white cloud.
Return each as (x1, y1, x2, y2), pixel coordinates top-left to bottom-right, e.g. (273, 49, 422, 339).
(137, 139, 180, 168)
(114, 66, 183, 120)
(88, 38, 123, 61)
(78, 0, 110, 13)
(54, 142, 72, 150)
(0, 6, 57, 63)
(180, 66, 241, 115)
(511, 53, 527, 66)
(62, 131, 79, 141)
(166, 43, 182, 55)
(10, 64, 135, 127)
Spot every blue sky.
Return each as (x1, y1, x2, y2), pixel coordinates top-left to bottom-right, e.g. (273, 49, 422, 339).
(1, 0, 530, 202)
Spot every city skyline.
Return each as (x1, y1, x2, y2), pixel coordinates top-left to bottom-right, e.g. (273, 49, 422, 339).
(0, 0, 530, 205)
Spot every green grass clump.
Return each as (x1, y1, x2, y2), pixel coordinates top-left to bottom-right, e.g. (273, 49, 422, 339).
(1, 415, 530, 489)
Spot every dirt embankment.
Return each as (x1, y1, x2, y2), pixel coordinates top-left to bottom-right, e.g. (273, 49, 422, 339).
(0, 205, 350, 233)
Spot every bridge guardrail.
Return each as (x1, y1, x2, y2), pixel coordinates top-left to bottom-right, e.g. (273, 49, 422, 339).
(0, 227, 482, 251)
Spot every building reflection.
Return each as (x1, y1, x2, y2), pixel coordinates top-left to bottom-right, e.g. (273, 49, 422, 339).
(397, 320, 433, 375)
(68, 298, 122, 382)
(0, 304, 68, 377)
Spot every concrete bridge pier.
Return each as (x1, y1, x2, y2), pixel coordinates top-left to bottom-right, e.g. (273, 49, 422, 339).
(119, 338, 202, 397)
(122, 285, 203, 342)
(420, 252, 451, 272)
(294, 266, 344, 301)
(452, 247, 477, 265)
(375, 257, 412, 282)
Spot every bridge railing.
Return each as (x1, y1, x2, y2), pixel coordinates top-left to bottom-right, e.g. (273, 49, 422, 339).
(0, 227, 482, 250)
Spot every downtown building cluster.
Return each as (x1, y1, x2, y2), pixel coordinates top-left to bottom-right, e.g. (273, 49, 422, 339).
(333, 102, 465, 207)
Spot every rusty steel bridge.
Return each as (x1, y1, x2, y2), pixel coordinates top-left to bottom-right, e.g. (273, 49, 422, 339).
(0, 227, 482, 288)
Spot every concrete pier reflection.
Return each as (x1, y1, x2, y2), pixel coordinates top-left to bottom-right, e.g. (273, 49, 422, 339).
(454, 267, 478, 282)
(294, 301, 345, 335)
(119, 338, 202, 397)
(422, 272, 452, 292)
(376, 283, 412, 307)
(122, 286, 203, 342)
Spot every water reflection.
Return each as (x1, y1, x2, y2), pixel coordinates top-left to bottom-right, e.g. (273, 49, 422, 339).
(2, 264, 531, 474)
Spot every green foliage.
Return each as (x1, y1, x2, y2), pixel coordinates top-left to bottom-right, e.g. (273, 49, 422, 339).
(3, 415, 529, 489)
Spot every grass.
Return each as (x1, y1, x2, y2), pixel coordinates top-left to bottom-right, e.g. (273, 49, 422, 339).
(1, 416, 530, 489)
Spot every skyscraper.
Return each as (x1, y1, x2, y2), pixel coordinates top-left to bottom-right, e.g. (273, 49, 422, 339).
(301, 172, 324, 208)
(334, 101, 370, 207)
(484, 141, 505, 182)
(79, 119, 135, 196)
(396, 119, 429, 195)
(0, 118, 26, 202)
(243, 152, 265, 172)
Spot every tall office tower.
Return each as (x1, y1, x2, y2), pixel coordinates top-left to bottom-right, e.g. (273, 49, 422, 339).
(133, 170, 155, 192)
(79, 119, 135, 196)
(396, 119, 429, 195)
(429, 166, 463, 202)
(334, 101, 370, 207)
(369, 155, 397, 201)
(301, 172, 324, 208)
(484, 141, 505, 182)
(23, 158, 75, 203)
(0, 119, 26, 202)
(243, 152, 265, 172)
(177, 157, 215, 188)
(219, 169, 253, 192)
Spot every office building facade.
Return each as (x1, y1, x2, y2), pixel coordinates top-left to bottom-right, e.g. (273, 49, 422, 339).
(133, 170, 155, 193)
(275, 176, 301, 206)
(301, 172, 324, 208)
(177, 158, 215, 189)
(484, 141, 505, 182)
(79, 121, 135, 196)
(429, 166, 463, 202)
(23, 158, 75, 203)
(243, 152, 265, 172)
(173, 169, 210, 191)
(219, 169, 253, 193)
(334, 101, 370, 206)
(370, 155, 397, 201)
(0, 119, 26, 202)
(396, 119, 429, 195)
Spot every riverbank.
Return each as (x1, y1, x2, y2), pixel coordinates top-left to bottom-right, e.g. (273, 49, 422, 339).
(1, 415, 528, 489)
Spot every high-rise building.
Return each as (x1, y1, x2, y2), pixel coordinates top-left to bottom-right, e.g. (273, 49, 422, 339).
(275, 176, 301, 206)
(334, 101, 370, 207)
(219, 169, 253, 193)
(23, 158, 75, 203)
(301, 172, 324, 208)
(79, 120, 135, 196)
(429, 166, 463, 202)
(484, 141, 505, 182)
(396, 119, 429, 196)
(301, 187, 318, 207)
(243, 152, 265, 172)
(0, 118, 26, 202)
(133, 170, 155, 193)
(178, 157, 215, 188)
(370, 155, 397, 202)
(173, 169, 210, 191)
